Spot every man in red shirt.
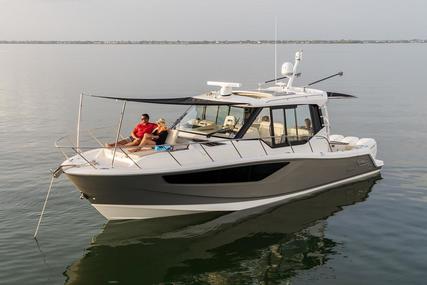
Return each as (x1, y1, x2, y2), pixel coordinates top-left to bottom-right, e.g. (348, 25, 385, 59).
(106, 113, 157, 147)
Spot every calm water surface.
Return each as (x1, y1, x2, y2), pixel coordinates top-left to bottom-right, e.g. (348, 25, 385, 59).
(0, 44, 426, 284)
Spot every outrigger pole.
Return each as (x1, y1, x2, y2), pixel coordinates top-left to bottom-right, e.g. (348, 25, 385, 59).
(307, 72, 343, 86)
(274, 16, 278, 85)
(76, 93, 84, 149)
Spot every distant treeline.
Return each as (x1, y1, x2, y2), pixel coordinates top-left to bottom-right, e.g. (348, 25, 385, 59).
(0, 39, 426, 45)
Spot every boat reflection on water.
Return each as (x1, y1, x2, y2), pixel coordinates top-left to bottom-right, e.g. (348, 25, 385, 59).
(65, 176, 380, 285)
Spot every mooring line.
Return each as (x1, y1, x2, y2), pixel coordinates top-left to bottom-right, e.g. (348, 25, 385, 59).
(33, 175, 55, 239)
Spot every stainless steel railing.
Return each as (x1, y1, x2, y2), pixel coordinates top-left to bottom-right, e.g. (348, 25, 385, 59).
(55, 127, 333, 170)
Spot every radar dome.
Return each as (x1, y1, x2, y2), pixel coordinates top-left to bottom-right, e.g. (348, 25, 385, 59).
(281, 62, 294, 76)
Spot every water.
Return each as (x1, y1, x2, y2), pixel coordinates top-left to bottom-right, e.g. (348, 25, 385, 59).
(0, 44, 426, 284)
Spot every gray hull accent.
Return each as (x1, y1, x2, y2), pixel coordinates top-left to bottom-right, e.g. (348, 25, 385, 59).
(66, 155, 380, 206)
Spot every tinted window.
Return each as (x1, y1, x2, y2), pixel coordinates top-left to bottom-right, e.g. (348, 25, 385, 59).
(285, 108, 298, 143)
(277, 105, 321, 147)
(296, 105, 313, 140)
(241, 105, 323, 147)
(243, 107, 272, 144)
(272, 108, 285, 144)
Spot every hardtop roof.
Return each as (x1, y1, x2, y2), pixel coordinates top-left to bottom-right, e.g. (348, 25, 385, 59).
(87, 87, 328, 107)
(195, 87, 328, 107)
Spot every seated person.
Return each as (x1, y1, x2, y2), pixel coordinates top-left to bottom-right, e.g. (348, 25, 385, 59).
(302, 118, 313, 132)
(261, 115, 270, 122)
(129, 118, 169, 152)
(304, 118, 312, 129)
(299, 118, 313, 138)
(105, 113, 157, 147)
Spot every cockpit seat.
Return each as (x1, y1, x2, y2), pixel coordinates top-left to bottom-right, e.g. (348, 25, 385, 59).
(258, 122, 285, 141)
(258, 121, 271, 140)
(342, 136, 359, 146)
(329, 134, 345, 142)
(165, 129, 178, 145)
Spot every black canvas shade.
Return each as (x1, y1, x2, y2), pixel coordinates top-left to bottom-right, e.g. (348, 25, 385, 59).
(87, 94, 246, 105)
(326, 92, 357, 99)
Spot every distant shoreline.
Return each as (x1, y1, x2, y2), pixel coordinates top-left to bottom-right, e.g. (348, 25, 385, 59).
(0, 39, 426, 45)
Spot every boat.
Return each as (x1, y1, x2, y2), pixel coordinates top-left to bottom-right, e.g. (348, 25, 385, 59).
(55, 51, 383, 220)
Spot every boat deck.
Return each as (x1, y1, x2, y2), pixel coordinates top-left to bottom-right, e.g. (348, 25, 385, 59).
(58, 131, 382, 175)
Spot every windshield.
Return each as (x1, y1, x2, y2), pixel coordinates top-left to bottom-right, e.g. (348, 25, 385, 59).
(175, 105, 248, 138)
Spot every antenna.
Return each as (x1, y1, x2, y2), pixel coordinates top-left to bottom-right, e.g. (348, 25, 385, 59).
(286, 50, 303, 88)
(274, 17, 278, 84)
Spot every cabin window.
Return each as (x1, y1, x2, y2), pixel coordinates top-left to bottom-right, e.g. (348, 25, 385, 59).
(243, 107, 272, 144)
(242, 104, 323, 147)
(272, 108, 285, 144)
(284, 107, 297, 142)
(297, 105, 314, 140)
(283, 105, 313, 144)
(312, 105, 324, 130)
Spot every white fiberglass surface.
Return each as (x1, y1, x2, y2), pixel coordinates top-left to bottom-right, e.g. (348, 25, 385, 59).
(64, 134, 378, 175)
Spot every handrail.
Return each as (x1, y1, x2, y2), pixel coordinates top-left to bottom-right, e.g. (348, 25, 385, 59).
(87, 129, 104, 147)
(55, 125, 122, 147)
(312, 134, 333, 152)
(56, 133, 332, 151)
(199, 143, 214, 162)
(55, 127, 334, 169)
(71, 147, 97, 169)
(118, 147, 141, 169)
(56, 125, 333, 150)
(167, 151, 182, 166)
(230, 140, 243, 158)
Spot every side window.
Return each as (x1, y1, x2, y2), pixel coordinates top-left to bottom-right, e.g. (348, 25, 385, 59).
(310, 105, 323, 132)
(296, 105, 313, 140)
(271, 108, 285, 144)
(285, 105, 313, 144)
(242, 105, 320, 147)
(243, 108, 272, 144)
(285, 108, 297, 143)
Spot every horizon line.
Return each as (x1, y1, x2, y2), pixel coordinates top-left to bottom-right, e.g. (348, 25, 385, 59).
(0, 39, 426, 45)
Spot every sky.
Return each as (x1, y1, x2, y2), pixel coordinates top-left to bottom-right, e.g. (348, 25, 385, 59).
(0, 0, 426, 40)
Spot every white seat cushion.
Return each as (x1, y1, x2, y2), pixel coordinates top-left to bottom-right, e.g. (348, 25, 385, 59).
(342, 136, 359, 146)
(329, 134, 345, 142)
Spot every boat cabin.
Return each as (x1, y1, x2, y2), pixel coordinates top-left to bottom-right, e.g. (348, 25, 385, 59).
(174, 102, 325, 148)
